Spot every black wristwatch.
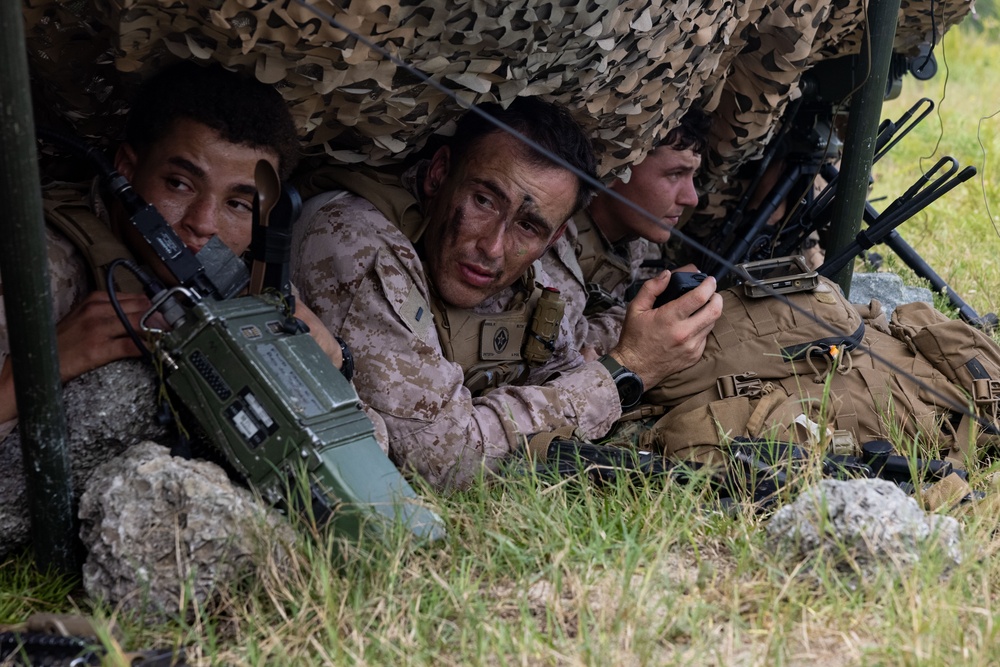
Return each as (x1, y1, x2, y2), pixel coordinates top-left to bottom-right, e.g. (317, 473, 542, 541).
(597, 354, 644, 410)
(335, 336, 355, 382)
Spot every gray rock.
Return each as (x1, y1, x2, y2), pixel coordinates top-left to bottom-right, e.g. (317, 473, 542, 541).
(0, 359, 167, 557)
(79, 441, 295, 618)
(849, 272, 934, 319)
(766, 478, 962, 576)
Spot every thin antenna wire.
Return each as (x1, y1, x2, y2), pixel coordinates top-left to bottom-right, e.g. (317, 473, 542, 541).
(923, 0, 950, 165)
(977, 108, 1000, 237)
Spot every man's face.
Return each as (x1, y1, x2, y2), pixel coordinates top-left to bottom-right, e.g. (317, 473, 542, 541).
(590, 145, 701, 244)
(114, 117, 280, 256)
(421, 132, 578, 309)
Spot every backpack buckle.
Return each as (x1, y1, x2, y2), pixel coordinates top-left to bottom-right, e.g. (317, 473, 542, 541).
(973, 379, 1000, 406)
(717, 372, 764, 399)
(584, 283, 622, 315)
(973, 379, 1000, 425)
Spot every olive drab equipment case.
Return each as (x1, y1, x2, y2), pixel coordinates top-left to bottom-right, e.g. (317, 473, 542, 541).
(641, 269, 1000, 466)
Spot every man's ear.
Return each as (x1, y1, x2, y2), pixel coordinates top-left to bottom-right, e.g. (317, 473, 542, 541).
(114, 143, 139, 181)
(424, 146, 450, 198)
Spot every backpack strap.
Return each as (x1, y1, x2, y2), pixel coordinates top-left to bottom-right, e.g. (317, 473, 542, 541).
(42, 184, 144, 293)
(780, 321, 866, 362)
(295, 164, 428, 242)
(525, 426, 578, 462)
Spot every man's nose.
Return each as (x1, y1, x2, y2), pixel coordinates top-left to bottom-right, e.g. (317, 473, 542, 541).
(678, 176, 699, 208)
(476, 223, 506, 259)
(176, 197, 218, 246)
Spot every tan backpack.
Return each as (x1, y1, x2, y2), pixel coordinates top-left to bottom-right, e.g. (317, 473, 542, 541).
(635, 277, 1000, 466)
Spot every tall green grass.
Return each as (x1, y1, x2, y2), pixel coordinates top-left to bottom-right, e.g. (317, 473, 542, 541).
(872, 18, 1000, 316)
(8, 466, 1000, 665)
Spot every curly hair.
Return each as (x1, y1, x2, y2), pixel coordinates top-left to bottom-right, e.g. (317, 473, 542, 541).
(125, 61, 300, 179)
(448, 97, 598, 214)
(658, 106, 711, 155)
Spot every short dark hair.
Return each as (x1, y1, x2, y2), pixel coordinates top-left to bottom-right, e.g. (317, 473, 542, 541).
(658, 106, 711, 155)
(449, 98, 598, 214)
(125, 61, 300, 179)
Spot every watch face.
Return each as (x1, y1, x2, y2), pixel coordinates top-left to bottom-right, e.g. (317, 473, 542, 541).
(617, 372, 644, 409)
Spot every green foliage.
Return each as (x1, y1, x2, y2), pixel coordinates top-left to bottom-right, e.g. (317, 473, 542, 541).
(0, 552, 80, 624)
(6, 457, 1000, 666)
(872, 21, 1000, 316)
(969, 0, 998, 24)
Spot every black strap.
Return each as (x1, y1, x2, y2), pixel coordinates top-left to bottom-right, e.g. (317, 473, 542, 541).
(966, 357, 991, 380)
(780, 321, 866, 362)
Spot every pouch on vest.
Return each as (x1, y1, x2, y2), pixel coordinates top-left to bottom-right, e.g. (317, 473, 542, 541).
(889, 301, 1000, 450)
(645, 276, 866, 408)
(578, 226, 632, 316)
(42, 182, 144, 293)
(434, 275, 567, 396)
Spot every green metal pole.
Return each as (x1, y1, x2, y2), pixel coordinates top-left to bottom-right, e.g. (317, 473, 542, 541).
(0, 3, 80, 574)
(824, 0, 902, 296)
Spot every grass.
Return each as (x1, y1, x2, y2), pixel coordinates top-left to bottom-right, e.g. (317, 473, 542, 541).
(870, 16, 1000, 317)
(3, 19, 1000, 667)
(6, 462, 1000, 665)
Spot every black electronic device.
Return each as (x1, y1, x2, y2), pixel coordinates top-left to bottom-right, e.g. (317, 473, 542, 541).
(653, 271, 707, 308)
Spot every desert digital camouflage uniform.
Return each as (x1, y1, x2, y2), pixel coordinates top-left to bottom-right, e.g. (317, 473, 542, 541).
(290, 169, 623, 491)
(0, 182, 98, 440)
(543, 210, 648, 358)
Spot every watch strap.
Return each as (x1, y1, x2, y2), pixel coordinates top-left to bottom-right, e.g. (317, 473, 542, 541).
(597, 354, 644, 409)
(597, 353, 626, 377)
(335, 336, 355, 382)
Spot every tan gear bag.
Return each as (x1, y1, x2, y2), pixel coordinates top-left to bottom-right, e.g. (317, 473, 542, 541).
(641, 276, 997, 466)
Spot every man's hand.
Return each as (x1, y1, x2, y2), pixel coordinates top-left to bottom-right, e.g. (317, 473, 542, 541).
(0, 291, 153, 424)
(56, 291, 152, 383)
(609, 269, 722, 389)
(293, 300, 344, 370)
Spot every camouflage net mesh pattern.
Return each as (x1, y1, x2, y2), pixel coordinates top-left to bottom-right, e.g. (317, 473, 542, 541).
(23, 0, 973, 241)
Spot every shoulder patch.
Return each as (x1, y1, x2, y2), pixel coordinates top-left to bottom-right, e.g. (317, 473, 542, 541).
(374, 246, 433, 340)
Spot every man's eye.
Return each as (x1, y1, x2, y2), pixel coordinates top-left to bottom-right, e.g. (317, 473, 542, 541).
(516, 220, 541, 236)
(474, 193, 494, 209)
(166, 177, 192, 191)
(229, 199, 253, 214)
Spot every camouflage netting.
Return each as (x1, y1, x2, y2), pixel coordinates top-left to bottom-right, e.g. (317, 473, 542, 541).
(23, 0, 974, 245)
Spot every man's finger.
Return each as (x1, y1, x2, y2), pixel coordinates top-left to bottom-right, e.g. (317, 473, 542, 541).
(110, 294, 153, 314)
(671, 275, 717, 318)
(631, 270, 672, 310)
(686, 292, 723, 337)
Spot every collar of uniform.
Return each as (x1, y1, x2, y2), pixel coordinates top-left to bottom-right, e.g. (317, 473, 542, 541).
(552, 218, 587, 287)
(590, 211, 634, 263)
